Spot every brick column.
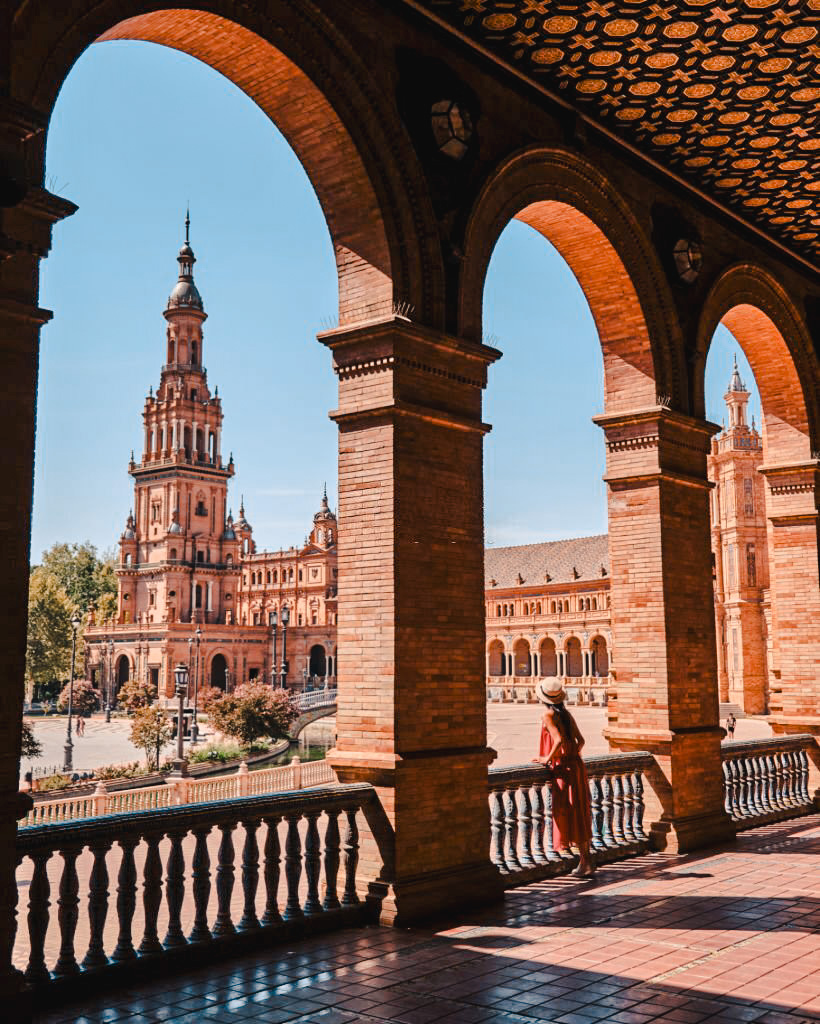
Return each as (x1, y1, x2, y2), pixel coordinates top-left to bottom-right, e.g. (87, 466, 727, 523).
(321, 317, 503, 925)
(0, 112, 77, 1011)
(593, 406, 734, 853)
(759, 461, 820, 734)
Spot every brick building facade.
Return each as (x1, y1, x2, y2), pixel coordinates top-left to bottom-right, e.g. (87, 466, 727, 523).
(83, 225, 338, 702)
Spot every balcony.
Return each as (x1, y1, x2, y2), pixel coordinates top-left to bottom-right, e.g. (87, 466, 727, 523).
(14, 735, 818, 1019)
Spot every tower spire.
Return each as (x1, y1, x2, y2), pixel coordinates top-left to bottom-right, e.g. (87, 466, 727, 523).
(185, 204, 190, 244)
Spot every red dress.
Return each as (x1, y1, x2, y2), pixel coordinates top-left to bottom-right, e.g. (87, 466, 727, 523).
(539, 707, 593, 849)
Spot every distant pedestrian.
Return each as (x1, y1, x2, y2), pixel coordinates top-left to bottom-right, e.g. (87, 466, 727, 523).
(726, 713, 736, 739)
(76, 715, 85, 737)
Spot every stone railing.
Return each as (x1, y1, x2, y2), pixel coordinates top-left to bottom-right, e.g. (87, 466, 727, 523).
(20, 758, 336, 827)
(487, 680, 609, 705)
(488, 751, 652, 881)
(15, 783, 374, 993)
(722, 734, 817, 830)
(291, 688, 338, 712)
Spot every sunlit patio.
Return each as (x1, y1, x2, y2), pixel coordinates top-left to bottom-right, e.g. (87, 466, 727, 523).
(33, 815, 820, 1024)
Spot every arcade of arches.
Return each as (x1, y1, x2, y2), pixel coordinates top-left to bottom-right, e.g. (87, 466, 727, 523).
(1, 2, 819, 1007)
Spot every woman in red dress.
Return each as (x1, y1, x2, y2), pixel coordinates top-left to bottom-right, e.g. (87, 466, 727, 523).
(532, 679, 595, 877)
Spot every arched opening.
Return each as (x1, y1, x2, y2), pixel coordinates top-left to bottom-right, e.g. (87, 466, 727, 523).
(195, 583, 203, 609)
(512, 638, 531, 677)
(115, 653, 130, 696)
(591, 636, 609, 678)
(309, 644, 327, 678)
(210, 653, 228, 691)
(539, 638, 557, 678)
(698, 269, 820, 723)
(488, 640, 505, 677)
(565, 637, 583, 678)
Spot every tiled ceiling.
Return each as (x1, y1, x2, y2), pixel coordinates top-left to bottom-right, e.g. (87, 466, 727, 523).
(410, 0, 820, 266)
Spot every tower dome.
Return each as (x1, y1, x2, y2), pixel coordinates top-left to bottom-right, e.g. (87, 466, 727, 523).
(166, 210, 204, 313)
(313, 484, 336, 524)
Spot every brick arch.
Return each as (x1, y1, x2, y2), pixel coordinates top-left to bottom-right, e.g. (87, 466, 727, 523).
(459, 147, 685, 413)
(11, 3, 443, 326)
(695, 264, 820, 463)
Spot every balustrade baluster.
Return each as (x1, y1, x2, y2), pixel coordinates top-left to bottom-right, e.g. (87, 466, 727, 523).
(798, 749, 810, 804)
(781, 751, 794, 806)
(544, 783, 560, 861)
(54, 847, 82, 977)
(323, 809, 341, 910)
(283, 813, 304, 920)
(189, 825, 212, 943)
(489, 790, 506, 871)
(530, 783, 546, 864)
(261, 816, 282, 926)
(752, 756, 765, 815)
(341, 806, 360, 906)
(600, 775, 615, 847)
(633, 771, 647, 841)
(790, 750, 802, 805)
(722, 760, 733, 818)
(778, 752, 791, 807)
(769, 753, 784, 810)
(736, 759, 749, 817)
(138, 832, 163, 956)
(758, 755, 772, 813)
(588, 776, 604, 850)
(25, 851, 52, 985)
(621, 774, 636, 842)
(303, 811, 323, 915)
(111, 836, 139, 963)
(502, 788, 520, 870)
(611, 775, 625, 844)
(517, 786, 535, 867)
(164, 829, 188, 948)
(213, 823, 237, 937)
(745, 757, 759, 815)
(239, 818, 261, 931)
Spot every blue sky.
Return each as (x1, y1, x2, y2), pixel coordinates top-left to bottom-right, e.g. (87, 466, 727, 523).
(33, 41, 760, 562)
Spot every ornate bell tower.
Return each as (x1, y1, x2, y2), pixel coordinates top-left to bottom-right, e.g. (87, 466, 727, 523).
(119, 215, 239, 627)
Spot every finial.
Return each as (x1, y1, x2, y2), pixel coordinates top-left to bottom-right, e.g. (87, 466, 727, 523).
(149, 385, 153, 397)
(214, 385, 218, 396)
(185, 204, 190, 244)
(240, 494, 245, 515)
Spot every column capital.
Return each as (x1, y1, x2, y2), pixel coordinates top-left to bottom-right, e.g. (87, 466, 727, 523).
(759, 459, 819, 524)
(593, 405, 719, 490)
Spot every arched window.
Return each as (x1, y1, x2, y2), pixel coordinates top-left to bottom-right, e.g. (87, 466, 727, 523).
(539, 638, 558, 677)
(273, 570, 278, 583)
(298, 569, 303, 581)
(537, 602, 542, 614)
(289, 568, 294, 581)
(564, 601, 570, 613)
(170, 548, 177, 560)
(125, 553, 132, 567)
(195, 584, 203, 609)
(551, 601, 556, 614)
(592, 598, 597, 610)
(488, 640, 505, 676)
(267, 570, 271, 584)
(191, 339, 198, 365)
(566, 637, 583, 677)
(496, 605, 501, 617)
(513, 638, 531, 677)
(226, 554, 232, 566)
(523, 602, 528, 615)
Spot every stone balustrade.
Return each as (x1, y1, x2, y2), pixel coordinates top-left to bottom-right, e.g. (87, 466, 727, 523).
(721, 734, 817, 829)
(488, 751, 652, 880)
(486, 679, 610, 705)
(21, 759, 337, 827)
(290, 688, 338, 712)
(15, 784, 374, 993)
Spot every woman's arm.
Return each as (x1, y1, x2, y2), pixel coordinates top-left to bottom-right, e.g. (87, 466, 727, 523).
(533, 711, 564, 764)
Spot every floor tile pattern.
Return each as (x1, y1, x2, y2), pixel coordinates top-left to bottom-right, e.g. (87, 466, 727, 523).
(36, 815, 820, 1024)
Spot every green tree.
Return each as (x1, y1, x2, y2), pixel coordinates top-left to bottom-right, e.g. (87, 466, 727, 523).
(206, 683, 297, 747)
(26, 568, 75, 693)
(21, 721, 43, 758)
(39, 541, 118, 618)
(130, 707, 173, 771)
(117, 676, 157, 713)
(57, 678, 101, 715)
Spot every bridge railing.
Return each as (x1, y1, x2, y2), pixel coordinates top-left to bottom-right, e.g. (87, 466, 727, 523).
(291, 688, 338, 712)
(15, 783, 374, 992)
(721, 734, 817, 829)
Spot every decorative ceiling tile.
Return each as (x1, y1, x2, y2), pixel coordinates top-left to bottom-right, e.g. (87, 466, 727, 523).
(412, 0, 820, 264)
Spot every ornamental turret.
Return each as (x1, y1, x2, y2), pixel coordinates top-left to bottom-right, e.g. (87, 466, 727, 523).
(309, 485, 337, 548)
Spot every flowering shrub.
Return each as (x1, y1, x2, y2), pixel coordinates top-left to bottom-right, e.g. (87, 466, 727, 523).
(57, 678, 101, 715)
(206, 682, 296, 747)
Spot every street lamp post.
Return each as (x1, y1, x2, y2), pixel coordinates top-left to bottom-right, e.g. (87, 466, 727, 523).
(63, 611, 82, 773)
(269, 609, 278, 687)
(105, 640, 114, 722)
(172, 662, 189, 775)
(192, 626, 202, 743)
(280, 605, 289, 688)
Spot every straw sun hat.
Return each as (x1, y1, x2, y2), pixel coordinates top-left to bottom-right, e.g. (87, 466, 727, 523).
(535, 679, 566, 705)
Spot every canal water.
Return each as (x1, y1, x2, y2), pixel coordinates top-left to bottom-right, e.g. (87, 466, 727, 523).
(263, 716, 336, 767)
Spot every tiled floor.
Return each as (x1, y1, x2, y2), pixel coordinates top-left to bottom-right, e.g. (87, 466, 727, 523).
(36, 815, 820, 1024)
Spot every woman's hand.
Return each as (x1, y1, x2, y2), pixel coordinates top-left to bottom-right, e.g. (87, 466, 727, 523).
(531, 756, 547, 765)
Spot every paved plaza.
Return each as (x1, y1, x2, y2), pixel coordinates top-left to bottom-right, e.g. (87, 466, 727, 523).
(33, 814, 820, 1024)
(21, 707, 772, 783)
